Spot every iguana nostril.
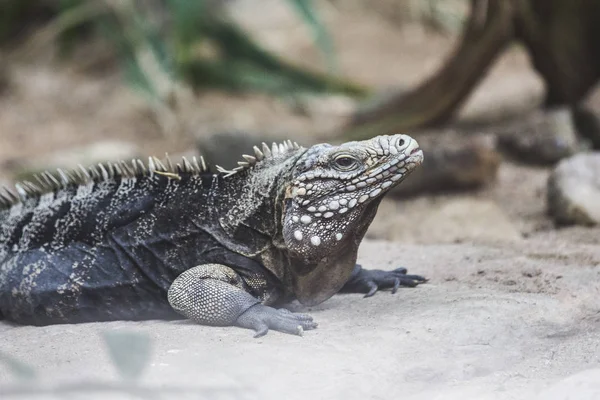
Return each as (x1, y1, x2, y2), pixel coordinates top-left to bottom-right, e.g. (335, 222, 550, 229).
(398, 138, 405, 146)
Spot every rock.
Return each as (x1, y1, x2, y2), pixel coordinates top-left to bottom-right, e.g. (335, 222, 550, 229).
(536, 369, 600, 400)
(547, 152, 600, 226)
(197, 131, 290, 170)
(412, 198, 522, 243)
(574, 82, 600, 149)
(391, 133, 501, 197)
(368, 197, 522, 244)
(9, 141, 142, 181)
(497, 107, 580, 165)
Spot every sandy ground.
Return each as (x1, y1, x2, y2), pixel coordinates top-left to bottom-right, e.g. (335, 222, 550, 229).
(1, 238, 599, 400)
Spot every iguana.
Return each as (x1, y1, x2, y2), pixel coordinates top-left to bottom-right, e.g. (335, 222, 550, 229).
(0, 134, 425, 337)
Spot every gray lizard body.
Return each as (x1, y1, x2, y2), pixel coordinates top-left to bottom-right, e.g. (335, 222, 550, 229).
(0, 135, 424, 336)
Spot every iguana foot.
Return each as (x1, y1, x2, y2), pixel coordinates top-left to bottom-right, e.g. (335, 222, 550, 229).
(236, 304, 318, 338)
(341, 265, 427, 297)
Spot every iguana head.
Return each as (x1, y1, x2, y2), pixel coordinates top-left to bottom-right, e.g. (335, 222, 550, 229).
(282, 134, 423, 305)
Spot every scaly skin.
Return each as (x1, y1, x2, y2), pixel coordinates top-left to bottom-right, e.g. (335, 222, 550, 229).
(0, 135, 424, 337)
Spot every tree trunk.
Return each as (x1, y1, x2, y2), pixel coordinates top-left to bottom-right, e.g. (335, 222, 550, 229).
(342, 0, 600, 141)
(514, 0, 600, 105)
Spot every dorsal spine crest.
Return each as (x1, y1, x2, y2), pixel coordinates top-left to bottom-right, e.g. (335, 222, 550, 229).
(0, 140, 303, 210)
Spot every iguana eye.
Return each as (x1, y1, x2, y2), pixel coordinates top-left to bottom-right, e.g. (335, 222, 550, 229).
(333, 155, 358, 171)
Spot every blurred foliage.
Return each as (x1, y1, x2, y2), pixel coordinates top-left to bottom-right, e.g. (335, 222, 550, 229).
(288, 0, 336, 72)
(328, 0, 468, 34)
(415, 0, 468, 33)
(1, 331, 251, 398)
(102, 331, 151, 381)
(0, 350, 38, 381)
(1, 0, 367, 103)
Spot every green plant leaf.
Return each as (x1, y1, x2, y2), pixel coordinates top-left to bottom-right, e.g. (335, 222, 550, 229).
(287, 0, 336, 73)
(102, 331, 152, 381)
(0, 351, 37, 381)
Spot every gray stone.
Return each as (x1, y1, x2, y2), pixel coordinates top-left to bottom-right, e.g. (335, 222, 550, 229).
(417, 198, 522, 243)
(368, 197, 522, 244)
(574, 82, 600, 149)
(548, 152, 600, 226)
(497, 107, 580, 165)
(391, 132, 501, 197)
(536, 369, 600, 400)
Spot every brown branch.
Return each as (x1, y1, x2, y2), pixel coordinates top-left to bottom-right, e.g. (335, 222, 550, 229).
(513, 0, 600, 105)
(341, 0, 515, 141)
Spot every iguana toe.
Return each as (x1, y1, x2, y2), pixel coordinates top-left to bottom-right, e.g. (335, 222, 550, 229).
(352, 267, 428, 298)
(236, 304, 317, 338)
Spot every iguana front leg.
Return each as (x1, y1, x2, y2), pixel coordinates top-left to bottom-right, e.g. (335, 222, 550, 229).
(167, 264, 317, 337)
(339, 264, 428, 297)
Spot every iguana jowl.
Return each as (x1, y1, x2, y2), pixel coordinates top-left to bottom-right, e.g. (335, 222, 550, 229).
(0, 134, 425, 336)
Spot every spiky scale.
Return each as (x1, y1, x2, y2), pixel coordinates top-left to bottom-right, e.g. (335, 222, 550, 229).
(89, 165, 101, 180)
(191, 156, 201, 173)
(56, 169, 70, 186)
(136, 159, 147, 174)
(106, 163, 116, 178)
(98, 164, 110, 180)
(262, 143, 272, 157)
(153, 157, 167, 172)
(113, 163, 123, 176)
(33, 174, 46, 189)
(120, 161, 134, 177)
(215, 165, 228, 174)
(165, 153, 174, 172)
(182, 157, 194, 173)
(148, 157, 156, 175)
(77, 164, 91, 182)
(242, 155, 257, 164)
(24, 181, 40, 195)
(253, 146, 265, 161)
(2, 187, 17, 202)
(43, 172, 61, 189)
(0, 190, 10, 205)
(14, 183, 27, 200)
(271, 142, 279, 156)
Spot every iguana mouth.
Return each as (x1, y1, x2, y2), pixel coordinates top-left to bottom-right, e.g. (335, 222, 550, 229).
(357, 140, 423, 196)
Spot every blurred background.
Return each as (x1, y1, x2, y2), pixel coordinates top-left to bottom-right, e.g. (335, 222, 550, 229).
(1, 0, 599, 245)
(2, 1, 600, 398)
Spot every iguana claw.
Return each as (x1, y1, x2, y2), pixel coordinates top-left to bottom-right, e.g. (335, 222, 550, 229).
(342, 265, 428, 297)
(236, 304, 318, 338)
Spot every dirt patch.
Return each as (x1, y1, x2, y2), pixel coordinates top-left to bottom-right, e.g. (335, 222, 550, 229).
(1, 239, 599, 399)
